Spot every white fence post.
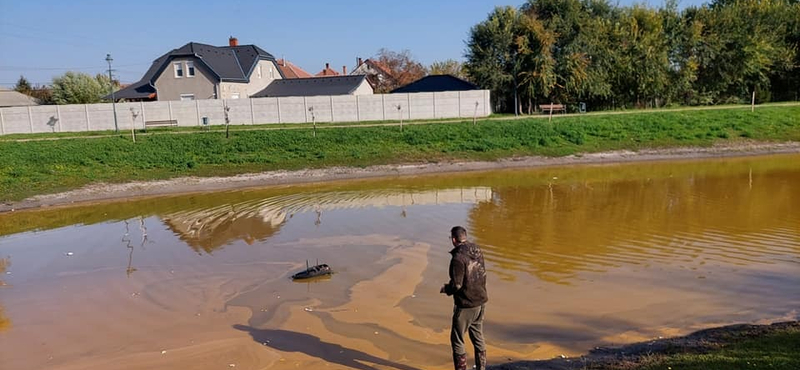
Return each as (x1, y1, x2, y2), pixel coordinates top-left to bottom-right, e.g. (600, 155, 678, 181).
(168, 101, 174, 123)
(56, 105, 62, 132)
(407, 93, 411, 120)
(458, 91, 463, 117)
(0, 109, 5, 135)
(250, 98, 255, 125)
(27, 106, 33, 133)
(85, 105, 91, 131)
(195, 100, 200, 126)
(356, 95, 360, 122)
(381, 94, 386, 121)
(277, 97, 282, 124)
(140, 102, 146, 129)
(433, 93, 436, 119)
(329, 95, 334, 122)
(303, 97, 308, 123)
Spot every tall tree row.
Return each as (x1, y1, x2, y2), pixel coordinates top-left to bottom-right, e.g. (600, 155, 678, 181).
(466, 0, 800, 113)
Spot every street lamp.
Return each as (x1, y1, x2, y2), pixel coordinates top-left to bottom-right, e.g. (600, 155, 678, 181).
(106, 53, 119, 133)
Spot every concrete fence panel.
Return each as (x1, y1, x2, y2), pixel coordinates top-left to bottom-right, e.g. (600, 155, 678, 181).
(356, 95, 384, 121)
(1, 107, 32, 134)
(434, 92, 460, 119)
(169, 100, 199, 127)
(142, 101, 171, 124)
(459, 90, 487, 118)
(331, 95, 358, 123)
(277, 97, 305, 123)
(29, 106, 59, 133)
(197, 100, 225, 126)
(223, 99, 252, 125)
(113, 102, 140, 131)
(252, 97, 280, 124)
(86, 104, 115, 131)
(408, 93, 434, 120)
(304, 96, 333, 123)
(383, 94, 410, 121)
(57, 105, 88, 133)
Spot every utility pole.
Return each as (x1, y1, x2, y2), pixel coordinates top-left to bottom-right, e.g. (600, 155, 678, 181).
(106, 54, 119, 133)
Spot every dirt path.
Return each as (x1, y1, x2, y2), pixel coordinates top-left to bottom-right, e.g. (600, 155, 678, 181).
(2, 141, 799, 213)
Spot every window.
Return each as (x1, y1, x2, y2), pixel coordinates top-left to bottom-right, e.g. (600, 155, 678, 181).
(174, 62, 183, 78)
(257, 65, 262, 79)
(270, 66, 274, 78)
(180, 94, 195, 101)
(230, 93, 240, 99)
(187, 61, 195, 77)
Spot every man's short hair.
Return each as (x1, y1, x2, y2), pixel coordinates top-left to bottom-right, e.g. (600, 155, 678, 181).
(451, 226, 468, 242)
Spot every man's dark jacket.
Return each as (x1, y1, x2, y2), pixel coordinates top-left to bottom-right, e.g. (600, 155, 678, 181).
(444, 241, 488, 308)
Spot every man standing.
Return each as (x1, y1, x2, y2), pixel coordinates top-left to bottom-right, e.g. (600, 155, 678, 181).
(441, 226, 488, 370)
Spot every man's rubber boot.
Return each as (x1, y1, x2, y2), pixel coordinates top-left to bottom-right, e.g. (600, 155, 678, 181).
(452, 353, 467, 370)
(475, 350, 487, 370)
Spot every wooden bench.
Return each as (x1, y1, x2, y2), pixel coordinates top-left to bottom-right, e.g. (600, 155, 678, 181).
(539, 104, 566, 114)
(144, 120, 178, 131)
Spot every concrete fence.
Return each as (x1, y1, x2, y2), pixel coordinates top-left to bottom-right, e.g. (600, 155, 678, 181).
(0, 90, 491, 135)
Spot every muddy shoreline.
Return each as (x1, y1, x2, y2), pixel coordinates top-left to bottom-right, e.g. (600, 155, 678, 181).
(490, 321, 800, 370)
(3, 141, 799, 213)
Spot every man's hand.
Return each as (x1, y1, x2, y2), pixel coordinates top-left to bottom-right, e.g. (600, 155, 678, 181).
(440, 284, 447, 294)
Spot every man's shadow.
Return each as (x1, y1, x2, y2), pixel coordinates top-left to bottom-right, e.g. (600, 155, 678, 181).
(233, 324, 423, 370)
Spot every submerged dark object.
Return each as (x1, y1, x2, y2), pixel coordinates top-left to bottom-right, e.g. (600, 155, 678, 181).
(292, 260, 332, 280)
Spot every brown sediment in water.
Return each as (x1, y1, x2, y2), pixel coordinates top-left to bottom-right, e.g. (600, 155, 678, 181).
(2, 141, 799, 213)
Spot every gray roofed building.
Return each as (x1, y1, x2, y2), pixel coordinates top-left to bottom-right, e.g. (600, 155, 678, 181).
(391, 75, 478, 93)
(112, 37, 285, 101)
(252, 75, 373, 98)
(0, 88, 40, 107)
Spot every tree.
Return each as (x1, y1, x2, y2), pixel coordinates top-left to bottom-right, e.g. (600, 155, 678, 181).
(429, 59, 468, 80)
(51, 72, 118, 105)
(14, 76, 32, 95)
(465, 6, 521, 113)
(374, 49, 428, 92)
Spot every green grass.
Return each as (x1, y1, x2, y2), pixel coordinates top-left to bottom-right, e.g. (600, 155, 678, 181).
(1, 105, 798, 202)
(634, 329, 800, 370)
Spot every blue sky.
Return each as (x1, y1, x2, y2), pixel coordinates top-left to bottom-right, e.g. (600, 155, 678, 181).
(0, 0, 706, 87)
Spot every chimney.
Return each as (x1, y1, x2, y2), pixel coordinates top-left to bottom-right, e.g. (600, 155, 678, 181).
(357, 57, 363, 66)
(325, 62, 330, 70)
(342, 66, 347, 75)
(229, 36, 238, 47)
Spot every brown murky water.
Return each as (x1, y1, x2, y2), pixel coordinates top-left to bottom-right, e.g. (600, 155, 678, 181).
(0, 154, 799, 370)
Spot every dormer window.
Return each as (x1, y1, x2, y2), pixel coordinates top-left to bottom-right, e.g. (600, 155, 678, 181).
(187, 61, 195, 77)
(174, 62, 183, 78)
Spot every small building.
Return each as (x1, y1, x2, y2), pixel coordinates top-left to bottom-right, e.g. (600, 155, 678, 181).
(315, 63, 347, 77)
(350, 57, 395, 90)
(391, 75, 478, 93)
(252, 75, 373, 98)
(276, 59, 313, 79)
(0, 88, 39, 107)
(112, 37, 284, 101)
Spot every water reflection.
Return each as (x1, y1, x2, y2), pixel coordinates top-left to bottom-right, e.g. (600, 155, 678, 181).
(0, 256, 9, 332)
(469, 161, 800, 284)
(162, 187, 492, 253)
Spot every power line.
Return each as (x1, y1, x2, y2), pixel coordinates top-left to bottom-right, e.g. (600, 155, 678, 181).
(0, 63, 150, 71)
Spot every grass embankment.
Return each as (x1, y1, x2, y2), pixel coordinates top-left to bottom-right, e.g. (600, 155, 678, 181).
(616, 323, 800, 370)
(1, 105, 798, 202)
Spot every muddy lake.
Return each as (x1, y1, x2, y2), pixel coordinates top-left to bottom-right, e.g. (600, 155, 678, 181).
(0, 154, 798, 370)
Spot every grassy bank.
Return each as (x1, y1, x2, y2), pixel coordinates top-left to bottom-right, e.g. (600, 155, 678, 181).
(1, 105, 798, 202)
(634, 329, 800, 370)
(492, 322, 800, 370)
